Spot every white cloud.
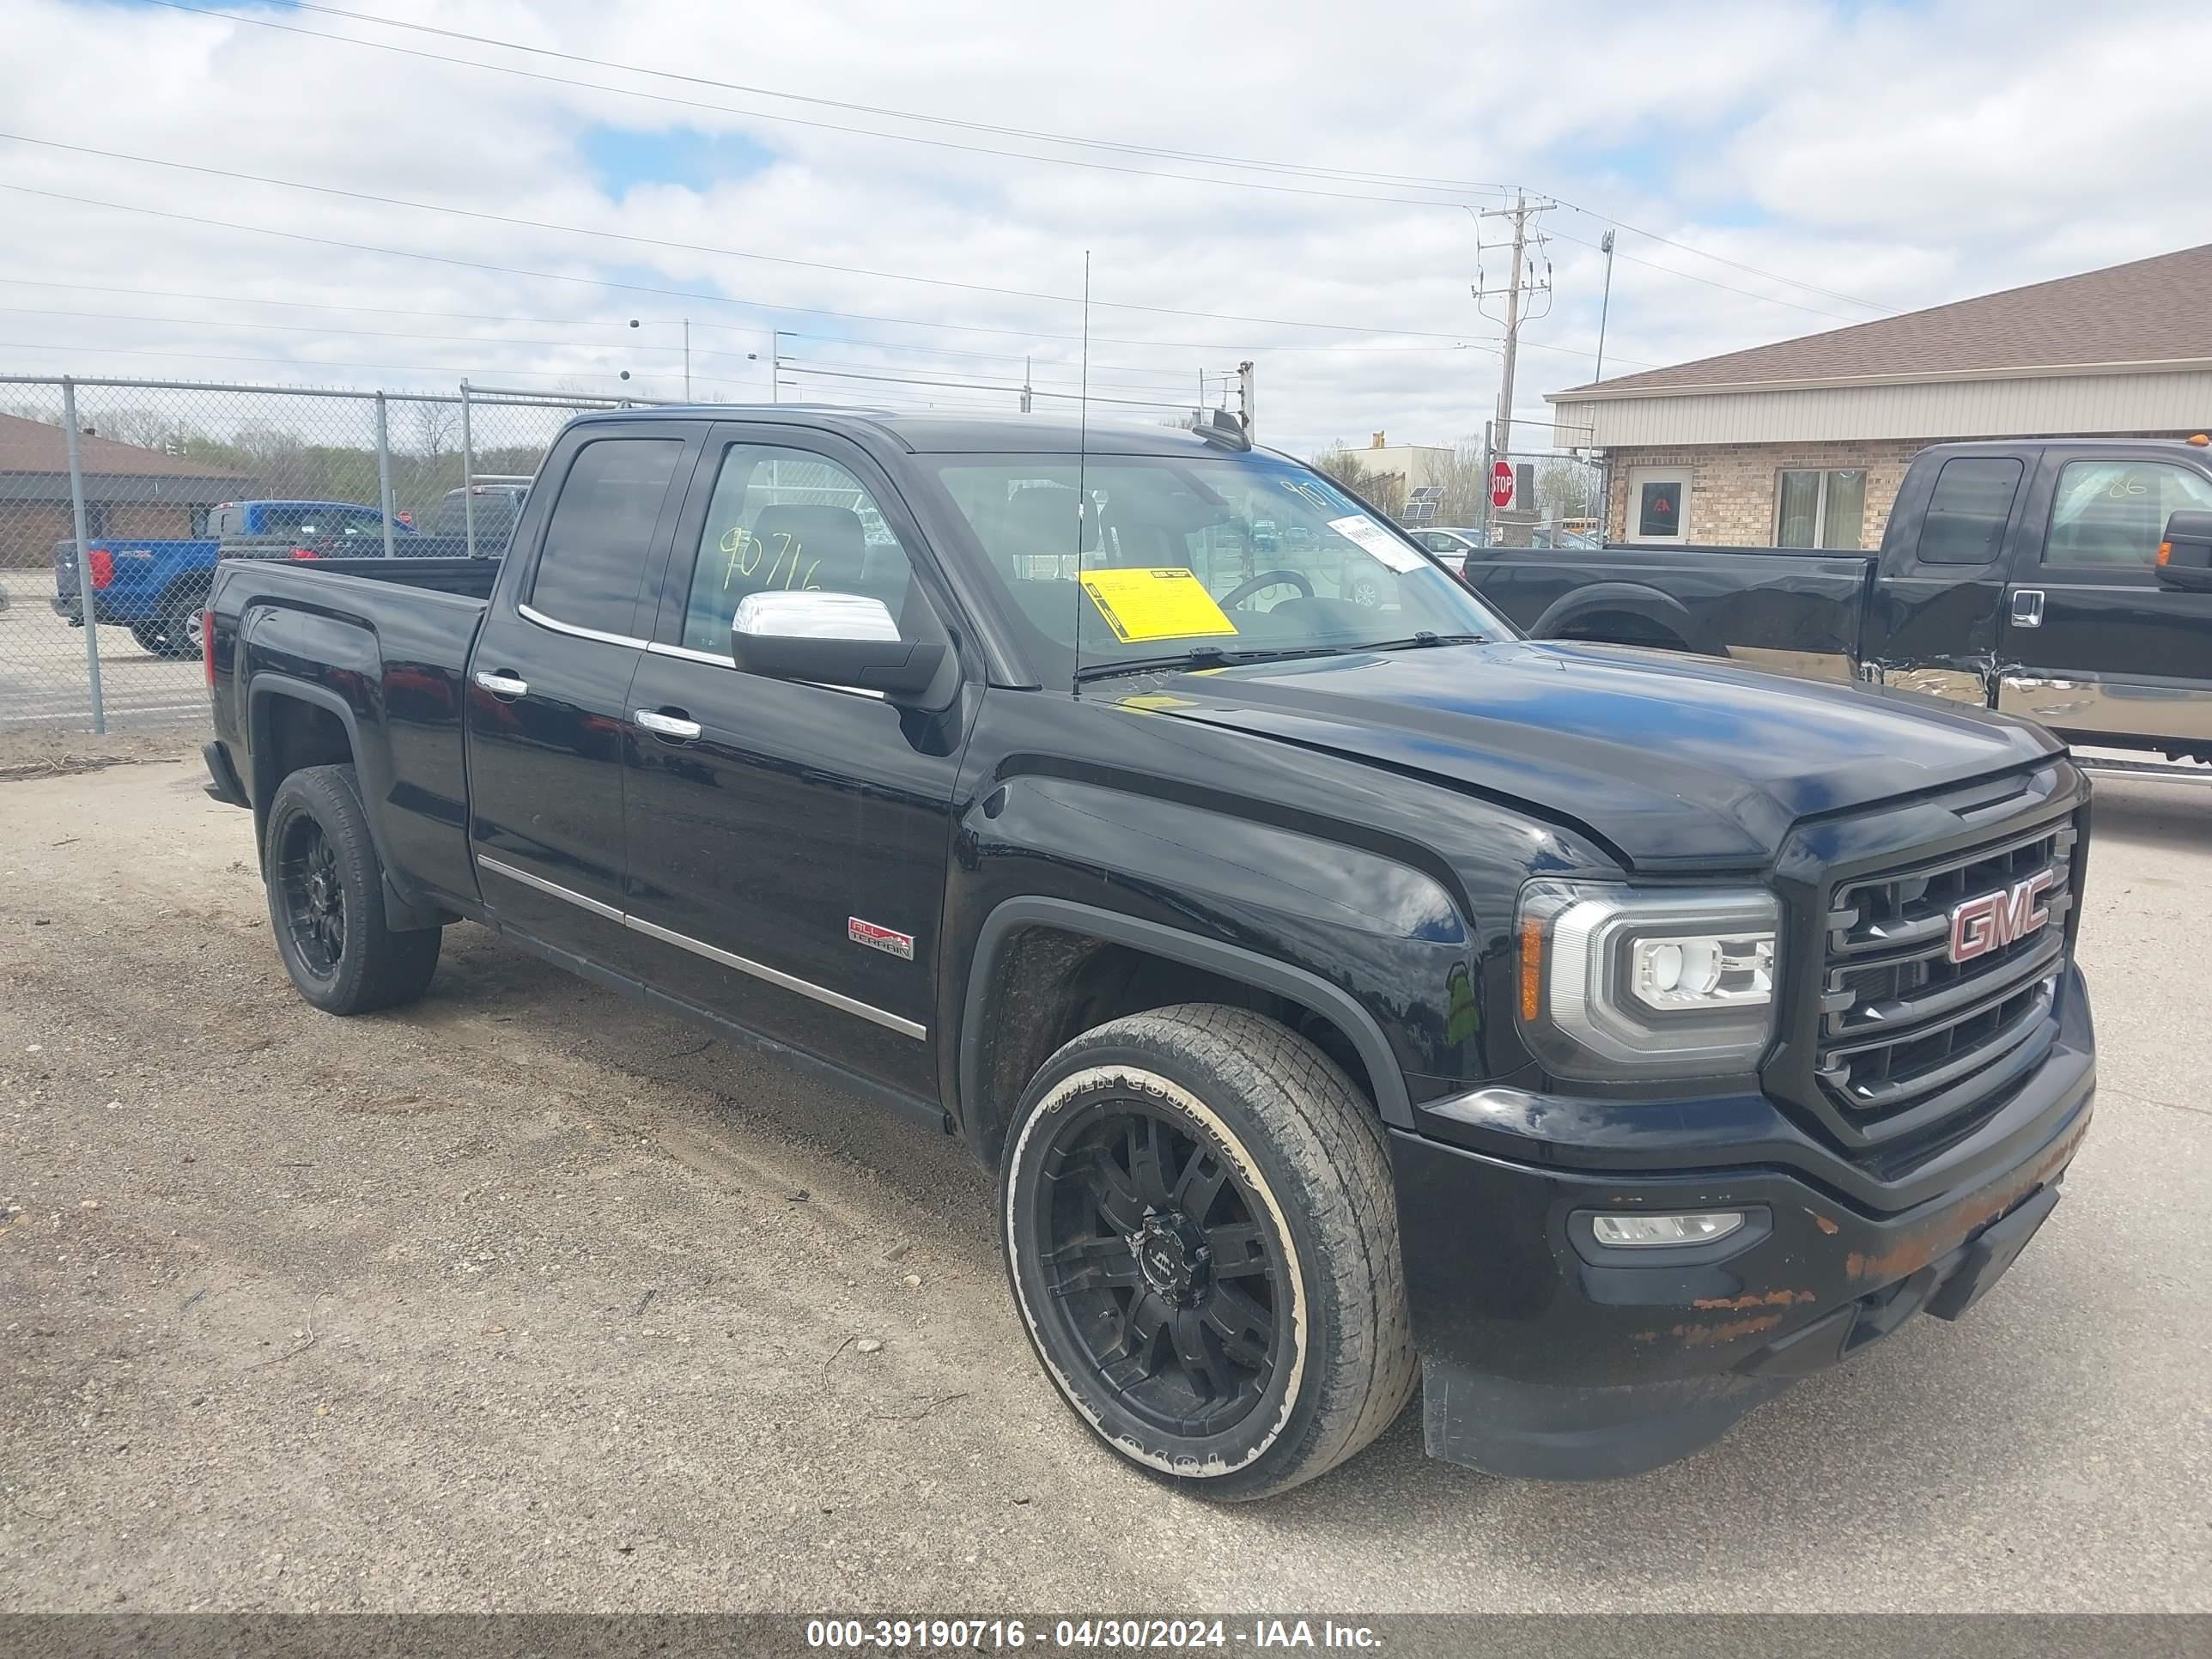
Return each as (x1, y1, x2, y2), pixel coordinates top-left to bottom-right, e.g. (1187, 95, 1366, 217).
(0, 0, 2203, 453)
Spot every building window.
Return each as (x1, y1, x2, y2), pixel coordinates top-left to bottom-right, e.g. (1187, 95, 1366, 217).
(1775, 469, 1867, 549)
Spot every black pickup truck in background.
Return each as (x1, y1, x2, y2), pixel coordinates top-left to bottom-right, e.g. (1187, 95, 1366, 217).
(1464, 438, 2212, 763)
(201, 407, 2095, 1498)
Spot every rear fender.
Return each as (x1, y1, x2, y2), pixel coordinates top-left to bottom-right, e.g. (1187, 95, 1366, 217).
(1528, 581, 1718, 656)
(246, 669, 452, 932)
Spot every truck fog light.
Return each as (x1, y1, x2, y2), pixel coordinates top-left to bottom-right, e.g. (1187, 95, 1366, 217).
(1590, 1211, 1745, 1248)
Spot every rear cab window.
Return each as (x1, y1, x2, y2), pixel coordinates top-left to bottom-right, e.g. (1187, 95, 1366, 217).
(526, 438, 686, 636)
(1915, 457, 2025, 565)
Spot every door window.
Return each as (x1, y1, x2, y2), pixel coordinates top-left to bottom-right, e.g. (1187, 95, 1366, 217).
(678, 444, 928, 655)
(2045, 461, 2212, 569)
(1917, 457, 2023, 564)
(527, 438, 685, 635)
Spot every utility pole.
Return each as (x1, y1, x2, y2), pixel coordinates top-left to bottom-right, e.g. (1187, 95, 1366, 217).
(1593, 230, 1616, 384)
(684, 319, 692, 400)
(1473, 191, 1552, 461)
(1237, 361, 1255, 442)
(770, 331, 782, 403)
(1021, 356, 1033, 414)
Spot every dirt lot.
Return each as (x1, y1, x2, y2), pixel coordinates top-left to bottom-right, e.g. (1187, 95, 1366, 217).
(2, 744, 2208, 1613)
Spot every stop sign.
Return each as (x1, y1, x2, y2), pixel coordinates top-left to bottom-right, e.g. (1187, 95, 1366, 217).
(1490, 460, 1515, 509)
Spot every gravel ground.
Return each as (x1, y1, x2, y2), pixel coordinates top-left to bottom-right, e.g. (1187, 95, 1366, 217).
(0, 743, 2207, 1613)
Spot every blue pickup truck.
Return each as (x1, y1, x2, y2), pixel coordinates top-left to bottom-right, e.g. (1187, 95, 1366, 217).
(52, 499, 405, 657)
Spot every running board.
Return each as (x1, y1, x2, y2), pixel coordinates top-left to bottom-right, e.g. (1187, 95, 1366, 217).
(2075, 755, 2212, 786)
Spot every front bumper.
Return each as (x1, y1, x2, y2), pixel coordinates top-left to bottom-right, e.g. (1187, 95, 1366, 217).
(1392, 963, 2094, 1480)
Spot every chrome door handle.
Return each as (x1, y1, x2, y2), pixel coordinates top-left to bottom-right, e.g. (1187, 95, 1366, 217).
(2010, 589, 2045, 629)
(634, 708, 702, 741)
(472, 669, 528, 698)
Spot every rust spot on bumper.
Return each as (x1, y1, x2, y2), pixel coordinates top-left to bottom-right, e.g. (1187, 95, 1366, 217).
(1845, 1118, 2088, 1283)
(1691, 1290, 1816, 1311)
(1671, 1314, 1784, 1347)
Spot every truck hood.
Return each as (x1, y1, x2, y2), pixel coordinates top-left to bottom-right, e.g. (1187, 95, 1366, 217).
(1128, 640, 2059, 869)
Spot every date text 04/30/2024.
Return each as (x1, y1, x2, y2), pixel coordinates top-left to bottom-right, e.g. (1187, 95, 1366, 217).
(803, 1619, 1382, 1650)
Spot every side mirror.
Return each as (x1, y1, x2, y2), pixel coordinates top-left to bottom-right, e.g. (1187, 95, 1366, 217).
(2156, 509, 2212, 593)
(730, 591, 948, 699)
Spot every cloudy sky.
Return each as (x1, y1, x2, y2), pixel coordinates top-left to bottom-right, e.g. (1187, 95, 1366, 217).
(3, 0, 2207, 455)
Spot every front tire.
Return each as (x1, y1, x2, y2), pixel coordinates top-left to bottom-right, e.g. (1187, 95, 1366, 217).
(264, 764, 441, 1014)
(1000, 1004, 1415, 1501)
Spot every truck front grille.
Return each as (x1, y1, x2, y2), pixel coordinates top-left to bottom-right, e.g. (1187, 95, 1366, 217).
(1815, 817, 2076, 1128)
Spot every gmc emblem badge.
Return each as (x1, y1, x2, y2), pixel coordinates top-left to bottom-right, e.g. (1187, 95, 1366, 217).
(1947, 871, 2053, 965)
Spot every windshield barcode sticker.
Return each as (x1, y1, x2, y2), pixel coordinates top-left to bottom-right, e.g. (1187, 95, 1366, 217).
(1328, 514, 1425, 574)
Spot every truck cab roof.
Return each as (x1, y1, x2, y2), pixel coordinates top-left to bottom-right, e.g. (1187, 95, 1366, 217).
(561, 404, 1248, 459)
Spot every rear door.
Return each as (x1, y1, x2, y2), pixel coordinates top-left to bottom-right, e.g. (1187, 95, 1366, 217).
(619, 424, 972, 1097)
(1998, 451, 2212, 746)
(1860, 450, 2030, 703)
(465, 423, 702, 960)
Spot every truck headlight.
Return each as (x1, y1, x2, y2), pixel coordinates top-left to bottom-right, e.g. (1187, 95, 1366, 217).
(1516, 881, 1779, 1081)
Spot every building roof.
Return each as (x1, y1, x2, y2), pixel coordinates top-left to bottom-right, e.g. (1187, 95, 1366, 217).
(1555, 243, 2212, 400)
(0, 411, 255, 477)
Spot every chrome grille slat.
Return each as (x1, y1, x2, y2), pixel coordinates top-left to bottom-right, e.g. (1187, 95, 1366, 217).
(1828, 929, 2065, 1038)
(1822, 984, 2054, 1111)
(1814, 809, 2078, 1127)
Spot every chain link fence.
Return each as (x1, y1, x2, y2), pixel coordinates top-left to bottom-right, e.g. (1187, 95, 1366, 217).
(0, 376, 666, 735)
(1473, 447, 1607, 550)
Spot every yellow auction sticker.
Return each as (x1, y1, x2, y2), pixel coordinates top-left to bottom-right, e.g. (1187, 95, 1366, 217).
(1078, 567, 1240, 644)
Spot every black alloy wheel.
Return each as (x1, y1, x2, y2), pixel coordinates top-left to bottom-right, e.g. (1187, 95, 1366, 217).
(1036, 1097, 1288, 1440)
(275, 811, 346, 978)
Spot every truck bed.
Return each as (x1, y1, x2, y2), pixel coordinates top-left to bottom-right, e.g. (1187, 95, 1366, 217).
(1465, 543, 1876, 678)
(207, 556, 495, 908)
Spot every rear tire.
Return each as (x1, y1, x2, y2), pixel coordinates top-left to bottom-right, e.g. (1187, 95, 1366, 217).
(264, 764, 441, 1014)
(132, 578, 210, 658)
(1000, 1003, 1416, 1501)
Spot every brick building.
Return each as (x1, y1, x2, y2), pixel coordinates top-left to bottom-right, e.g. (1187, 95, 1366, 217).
(1548, 244, 2212, 548)
(0, 412, 258, 567)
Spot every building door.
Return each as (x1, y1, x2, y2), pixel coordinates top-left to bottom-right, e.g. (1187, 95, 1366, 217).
(1625, 466, 1690, 544)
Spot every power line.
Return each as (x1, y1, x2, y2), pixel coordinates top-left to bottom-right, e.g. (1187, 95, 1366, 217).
(778, 359, 1200, 410)
(1548, 204, 1892, 314)
(0, 131, 1513, 338)
(0, 302, 700, 357)
(1545, 225, 1877, 327)
(143, 1, 1887, 313)
(0, 335, 675, 386)
(141, 1, 1500, 211)
(0, 182, 1513, 361)
(229, 1, 1515, 194)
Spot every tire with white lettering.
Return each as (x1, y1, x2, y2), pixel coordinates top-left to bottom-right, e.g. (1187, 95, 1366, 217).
(1000, 1003, 1415, 1501)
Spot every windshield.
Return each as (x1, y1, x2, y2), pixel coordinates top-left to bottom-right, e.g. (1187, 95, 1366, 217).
(926, 452, 1513, 683)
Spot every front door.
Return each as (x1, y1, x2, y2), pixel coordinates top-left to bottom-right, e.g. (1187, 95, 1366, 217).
(619, 428, 973, 1097)
(465, 425, 698, 959)
(1998, 453, 2212, 747)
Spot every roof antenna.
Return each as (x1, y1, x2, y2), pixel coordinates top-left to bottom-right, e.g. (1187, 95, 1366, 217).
(1073, 249, 1091, 696)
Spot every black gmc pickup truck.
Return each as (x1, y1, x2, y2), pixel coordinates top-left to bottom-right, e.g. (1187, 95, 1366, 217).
(1466, 437, 2212, 763)
(201, 408, 2096, 1497)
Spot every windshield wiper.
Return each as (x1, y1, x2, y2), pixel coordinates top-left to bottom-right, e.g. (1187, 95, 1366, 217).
(1362, 631, 1491, 651)
(1073, 644, 1346, 684)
